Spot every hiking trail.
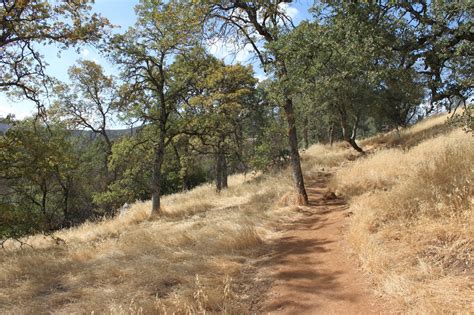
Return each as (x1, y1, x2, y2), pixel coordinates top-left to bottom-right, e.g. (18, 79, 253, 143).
(252, 171, 390, 314)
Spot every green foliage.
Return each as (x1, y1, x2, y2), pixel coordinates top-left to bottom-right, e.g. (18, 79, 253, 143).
(251, 125, 289, 171)
(94, 131, 153, 210)
(0, 120, 80, 234)
(51, 60, 118, 139)
(0, 0, 110, 105)
(1, 0, 471, 238)
(273, 3, 426, 150)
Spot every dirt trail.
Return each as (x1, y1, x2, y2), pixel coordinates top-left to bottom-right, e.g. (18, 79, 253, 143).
(257, 172, 388, 314)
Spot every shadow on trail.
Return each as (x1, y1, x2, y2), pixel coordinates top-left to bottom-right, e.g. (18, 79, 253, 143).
(256, 173, 365, 314)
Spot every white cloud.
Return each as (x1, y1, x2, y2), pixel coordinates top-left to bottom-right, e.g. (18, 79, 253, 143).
(235, 44, 254, 64)
(207, 39, 254, 65)
(279, 3, 298, 19)
(80, 48, 90, 57)
(0, 106, 31, 119)
(0, 96, 35, 119)
(255, 73, 268, 82)
(0, 107, 8, 117)
(207, 39, 228, 59)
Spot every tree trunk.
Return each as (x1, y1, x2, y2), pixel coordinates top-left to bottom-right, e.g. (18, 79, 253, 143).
(40, 181, 47, 216)
(303, 116, 309, 149)
(172, 142, 190, 191)
(151, 63, 168, 216)
(283, 97, 309, 205)
(215, 150, 228, 192)
(328, 123, 334, 146)
(151, 130, 166, 215)
(221, 153, 228, 189)
(181, 146, 191, 191)
(100, 132, 117, 216)
(215, 153, 222, 192)
(340, 111, 364, 153)
(347, 137, 364, 153)
(62, 188, 70, 228)
(235, 123, 247, 173)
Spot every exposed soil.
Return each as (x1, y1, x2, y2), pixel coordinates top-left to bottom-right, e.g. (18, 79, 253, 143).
(251, 172, 391, 314)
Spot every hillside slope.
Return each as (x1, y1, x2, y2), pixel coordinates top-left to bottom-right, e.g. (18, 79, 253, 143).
(0, 113, 472, 314)
(330, 115, 473, 313)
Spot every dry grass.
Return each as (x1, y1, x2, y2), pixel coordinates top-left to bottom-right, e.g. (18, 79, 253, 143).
(0, 172, 297, 314)
(1, 112, 471, 314)
(361, 113, 455, 150)
(301, 142, 354, 177)
(332, 119, 474, 313)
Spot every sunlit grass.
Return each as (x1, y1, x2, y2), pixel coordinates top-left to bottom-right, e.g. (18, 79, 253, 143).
(332, 118, 473, 313)
(0, 112, 472, 314)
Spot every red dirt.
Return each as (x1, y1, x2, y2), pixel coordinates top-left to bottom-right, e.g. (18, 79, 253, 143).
(257, 172, 390, 314)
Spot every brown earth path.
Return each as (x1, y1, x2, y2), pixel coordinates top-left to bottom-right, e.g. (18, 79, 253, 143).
(256, 171, 390, 314)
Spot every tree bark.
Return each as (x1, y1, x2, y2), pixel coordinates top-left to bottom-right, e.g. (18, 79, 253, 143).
(222, 153, 228, 189)
(340, 110, 364, 153)
(181, 145, 191, 191)
(41, 183, 47, 216)
(151, 60, 168, 216)
(328, 123, 334, 146)
(215, 150, 228, 192)
(303, 116, 309, 149)
(151, 133, 165, 214)
(172, 142, 191, 191)
(284, 97, 309, 205)
(215, 153, 222, 192)
(62, 188, 70, 227)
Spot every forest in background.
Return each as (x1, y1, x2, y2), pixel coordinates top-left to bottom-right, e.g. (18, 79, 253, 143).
(0, 0, 472, 242)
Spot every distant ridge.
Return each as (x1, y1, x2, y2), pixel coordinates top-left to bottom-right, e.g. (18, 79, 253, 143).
(0, 123, 139, 139)
(0, 123, 10, 135)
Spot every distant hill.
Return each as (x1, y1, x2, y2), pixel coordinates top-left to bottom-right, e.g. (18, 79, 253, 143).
(0, 123, 140, 139)
(0, 123, 10, 135)
(70, 127, 140, 140)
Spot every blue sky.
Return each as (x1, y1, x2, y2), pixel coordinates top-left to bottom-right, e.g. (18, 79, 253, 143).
(0, 0, 314, 121)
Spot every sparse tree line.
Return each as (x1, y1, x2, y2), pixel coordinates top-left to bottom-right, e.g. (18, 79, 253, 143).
(0, 0, 471, 240)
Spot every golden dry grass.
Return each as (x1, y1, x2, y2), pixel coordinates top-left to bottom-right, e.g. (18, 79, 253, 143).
(0, 172, 298, 314)
(1, 112, 472, 314)
(361, 112, 455, 150)
(332, 117, 474, 313)
(300, 141, 354, 177)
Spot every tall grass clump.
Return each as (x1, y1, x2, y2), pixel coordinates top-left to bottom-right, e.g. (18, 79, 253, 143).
(333, 128, 473, 313)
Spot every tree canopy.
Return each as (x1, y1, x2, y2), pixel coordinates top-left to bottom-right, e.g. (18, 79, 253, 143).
(0, 0, 472, 239)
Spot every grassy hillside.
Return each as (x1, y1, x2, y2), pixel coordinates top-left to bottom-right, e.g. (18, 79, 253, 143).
(0, 173, 299, 313)
(0, 113, 472, 314)
(331, 114, 473, 313)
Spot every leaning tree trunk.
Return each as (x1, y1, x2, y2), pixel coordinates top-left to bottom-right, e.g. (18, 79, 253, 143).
(340, 110, 364, 154)
(284, 97, 309, 205)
